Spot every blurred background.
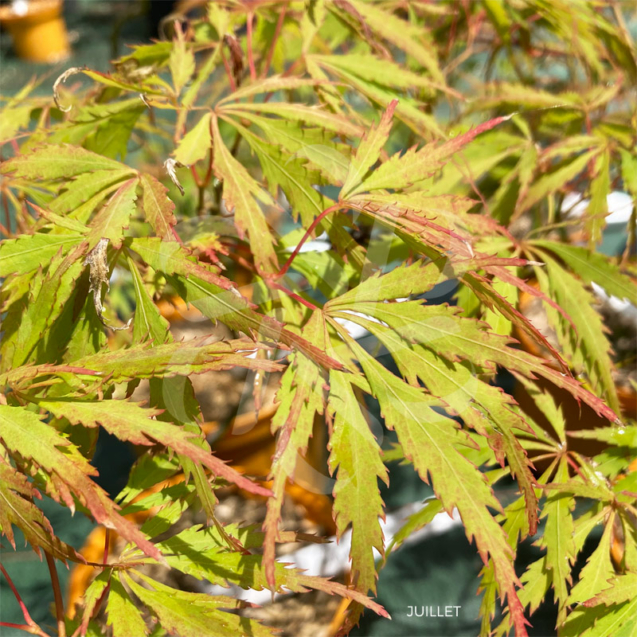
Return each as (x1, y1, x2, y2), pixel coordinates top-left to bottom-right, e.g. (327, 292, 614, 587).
(1, 2, 636, 636)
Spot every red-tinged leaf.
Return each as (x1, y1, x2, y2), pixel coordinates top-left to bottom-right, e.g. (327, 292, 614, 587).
(131, 238, 344, 370)
(0, 364, 102, 388)
(71, 338, 282, 382)
(327, 371, 388, 595)
(346, 193, 474, 257)
(27, 201, 88, 234)
(38, 399, 272, 498)
(211, 115, 279, 274)
(462, 271, 570, 374)
(140, 174, 177, 240)
(129, 237, 241, 294)
(263, 312, 326, 589)
(339, 335, 528, 636)
(483, 262, 577, 336)
(341, 313, 538, 537)
(0, 404, 164, 562)
(583, 572, 637, 607)
(330, 300, 620, 423)
(493, 430, 539, 537)
(218, 101, 364, 137)
(349, 114, 514, 195)
(341, 99, 397, 199)
(87, 178, 138, 249)
(173, 113, 212, 166)
(0, 456, 85, 563)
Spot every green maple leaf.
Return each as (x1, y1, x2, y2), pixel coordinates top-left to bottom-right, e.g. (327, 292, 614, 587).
(211, 115, 278, 274)
(123, 572, 271, 637)
(327, 370, 388, 595)
(340, 99, 397, 199)
(139, 174, 177, 241)
(87, 178, 138, 249)
(262, 312, 326, 589)
(0, 144, 126, 180)
(174, 113, 212, 166)
(334, 333, 530, 636)
(70, 338, 282, 382)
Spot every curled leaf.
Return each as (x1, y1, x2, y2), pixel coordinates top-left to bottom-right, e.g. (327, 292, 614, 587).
(164, 158, 186, 196)
(83, 238, 131, 331)
(53, 66, 86, 112)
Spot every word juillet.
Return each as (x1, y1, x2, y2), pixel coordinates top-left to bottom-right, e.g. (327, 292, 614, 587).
(406, 605, 461, 618)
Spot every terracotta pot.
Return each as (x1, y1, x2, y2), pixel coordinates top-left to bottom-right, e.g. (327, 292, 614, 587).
(0, 0, 70, 63)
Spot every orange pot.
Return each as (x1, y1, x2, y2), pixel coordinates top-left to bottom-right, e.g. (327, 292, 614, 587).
(0, 0, 70, 63)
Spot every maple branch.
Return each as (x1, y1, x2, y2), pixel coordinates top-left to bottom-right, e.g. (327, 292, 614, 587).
(274, 203, 341, 279)
(2, 188, 11, 238)
(246, 12, 257, 80)
(103, 528, 111, 565)
(170, 225, 185, 245)
(0, 562, 49, 637)
(45, 553, 66, 637)
(190, 164, 203, 189)
(261, 7, 287, 78)
(270, 281, 319, 311)
(220, 46, 237, 92)
(0, 623, 49, 636)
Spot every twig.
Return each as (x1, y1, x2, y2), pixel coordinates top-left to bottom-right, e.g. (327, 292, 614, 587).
(0, 622, 49, 635)
(87, 529, 112, 634)
(0, 562, 49, 637)
(246, 12, 257, 81)
(2, 188, 12, 237)
(220, 46, 237, 92)
(45, 553, 66, 637)
(620, 204, 635, 267)
(261, 8, 287, 78)
(270, 281, 320, 311)
(103, 528, 111, 565)
(274, 203, 341, 279)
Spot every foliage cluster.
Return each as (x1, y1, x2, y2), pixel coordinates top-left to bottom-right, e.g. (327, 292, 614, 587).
(0, 1, 636, 636)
